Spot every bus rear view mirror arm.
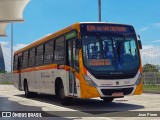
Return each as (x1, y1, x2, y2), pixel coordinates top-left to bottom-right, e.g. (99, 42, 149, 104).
(138, 40, 142, 49)
(137, 35, 142, 49)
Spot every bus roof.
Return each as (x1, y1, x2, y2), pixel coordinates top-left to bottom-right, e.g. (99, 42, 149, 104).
(14, 22, 133, 55)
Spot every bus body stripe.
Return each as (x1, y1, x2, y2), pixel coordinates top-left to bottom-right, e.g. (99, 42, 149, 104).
(13, 64, 71, 73)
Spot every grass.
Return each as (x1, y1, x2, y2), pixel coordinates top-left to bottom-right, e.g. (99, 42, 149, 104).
(143, 85, 160, 92)
(0, 81, 13, 85)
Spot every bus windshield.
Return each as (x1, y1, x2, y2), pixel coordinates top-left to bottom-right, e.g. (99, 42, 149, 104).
(82, 34, 140, 75)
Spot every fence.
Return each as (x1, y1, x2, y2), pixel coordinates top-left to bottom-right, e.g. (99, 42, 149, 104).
(143, 72, 160, 93)
(0, 73, 12, 84)
(140, 47, 160, 93)
(0, 72, 159, 92)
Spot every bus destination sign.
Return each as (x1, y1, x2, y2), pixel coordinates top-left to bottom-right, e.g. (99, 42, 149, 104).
(87, 25, 127, 32)
(80, 24, 135, 34)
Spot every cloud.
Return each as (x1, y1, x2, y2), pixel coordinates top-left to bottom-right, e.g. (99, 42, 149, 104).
(144, 40, 160, 44)
(152, 40, 160, 43)
(13, 43, 28, 52)
(138, 22, 160, 33)
(138, 26, 149, 33)
(154, 23, 160, 28)
(141, 46, 160, 65)
(137, 26, 149, 34)
(0, 41, 9, 46)
(142, 45, 153, 49)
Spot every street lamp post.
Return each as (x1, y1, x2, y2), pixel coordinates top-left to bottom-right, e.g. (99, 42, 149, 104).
(11, 23, 13, 82)
(98, 0, 101, 22)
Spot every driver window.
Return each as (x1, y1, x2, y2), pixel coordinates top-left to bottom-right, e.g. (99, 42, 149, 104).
(90, 42, 100, 59)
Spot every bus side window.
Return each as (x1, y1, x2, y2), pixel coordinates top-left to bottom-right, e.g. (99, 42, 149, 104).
(28, 48, 35, 67)
(44, 40, 54, 64)
(35, 45, 44, 66)
(22, 51, 28, 69)
(13, 55, 18, 70)
(54, 37, 65, 64)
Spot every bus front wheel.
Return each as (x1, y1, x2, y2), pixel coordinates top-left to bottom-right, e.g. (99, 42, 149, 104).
(101, 97, 114, 102)
(59, 83, 72, 105)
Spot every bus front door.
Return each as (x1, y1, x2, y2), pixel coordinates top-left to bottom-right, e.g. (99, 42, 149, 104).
(18, 56, 22, 90)
(67, 40, 77, 96)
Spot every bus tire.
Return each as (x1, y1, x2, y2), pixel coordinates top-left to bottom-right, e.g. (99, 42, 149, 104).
(59, 83, 73, 105)
(101, 97, 114, 102)
(24, 81, 31, 98)
(24, 81, 37, 98)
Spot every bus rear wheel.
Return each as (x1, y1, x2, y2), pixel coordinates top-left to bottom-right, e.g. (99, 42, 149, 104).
(59, 83, 73, 105)
(101, 97, 114, 102)
(24, 81, 32, 98)
(24, 81, 37, 98)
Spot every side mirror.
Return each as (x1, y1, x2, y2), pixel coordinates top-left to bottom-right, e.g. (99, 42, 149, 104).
(138, 40, 142, 49)
(137, 35, 142, 49)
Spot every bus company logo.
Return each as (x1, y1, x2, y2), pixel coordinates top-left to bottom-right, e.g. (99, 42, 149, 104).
(2, 112, 11, 117)
(1, 112, 42, 118)
(116, 81, 119, 85)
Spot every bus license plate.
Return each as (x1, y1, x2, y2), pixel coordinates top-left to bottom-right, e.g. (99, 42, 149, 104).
(112, 92, 124, 97)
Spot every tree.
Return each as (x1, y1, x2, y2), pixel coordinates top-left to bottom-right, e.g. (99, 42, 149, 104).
(143, 64, 159, 72)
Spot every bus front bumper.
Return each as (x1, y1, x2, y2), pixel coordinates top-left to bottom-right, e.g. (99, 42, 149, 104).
(80, 81, 143, 98)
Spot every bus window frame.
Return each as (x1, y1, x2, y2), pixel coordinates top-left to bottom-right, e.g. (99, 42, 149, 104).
(43, 40, 54, 65)
(35, 44, 44, 66)
(28, 47, 36, 68)
(22, 50, 29, 69)
(54, 36, 66, 64)
(13, 55, 18, 70)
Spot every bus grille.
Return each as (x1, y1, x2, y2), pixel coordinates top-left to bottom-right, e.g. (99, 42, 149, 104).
(101, 87, 134, 96)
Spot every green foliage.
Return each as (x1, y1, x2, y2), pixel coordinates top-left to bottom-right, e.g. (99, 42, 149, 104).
(0, 81, 13, 85)
(143, 64, 159, 72)
(143, 85, 160, 92)
(0, 70, 5, 73)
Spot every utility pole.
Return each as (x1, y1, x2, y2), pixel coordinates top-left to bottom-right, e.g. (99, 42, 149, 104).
(11, 23, 13, 82)
(98, 0, 101, 22)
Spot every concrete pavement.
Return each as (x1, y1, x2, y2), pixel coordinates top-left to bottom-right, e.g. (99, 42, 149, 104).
(0, 85, 160, 120)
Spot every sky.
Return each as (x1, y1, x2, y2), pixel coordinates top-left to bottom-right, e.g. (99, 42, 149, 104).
(0, 0, 160, 71)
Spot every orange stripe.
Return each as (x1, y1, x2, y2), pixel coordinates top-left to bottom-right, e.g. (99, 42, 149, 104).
(13, 70, 20, 74)
(13, 64, 76, 73)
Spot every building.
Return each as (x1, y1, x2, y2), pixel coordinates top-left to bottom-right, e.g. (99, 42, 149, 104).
(0, 44, 5, 73)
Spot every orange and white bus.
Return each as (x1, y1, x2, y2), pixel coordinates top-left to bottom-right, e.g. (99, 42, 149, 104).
(13, 22, 143, 105)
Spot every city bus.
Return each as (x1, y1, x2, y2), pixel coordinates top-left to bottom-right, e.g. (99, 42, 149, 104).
(13, 22, 143, 105)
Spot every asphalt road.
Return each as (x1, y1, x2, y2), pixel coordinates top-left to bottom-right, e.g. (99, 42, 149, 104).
(0, 85, 160, 120)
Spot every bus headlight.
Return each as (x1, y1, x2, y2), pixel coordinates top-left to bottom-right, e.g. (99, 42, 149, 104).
(83, 74, 97, 87)
(135, 73, 142, 85)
